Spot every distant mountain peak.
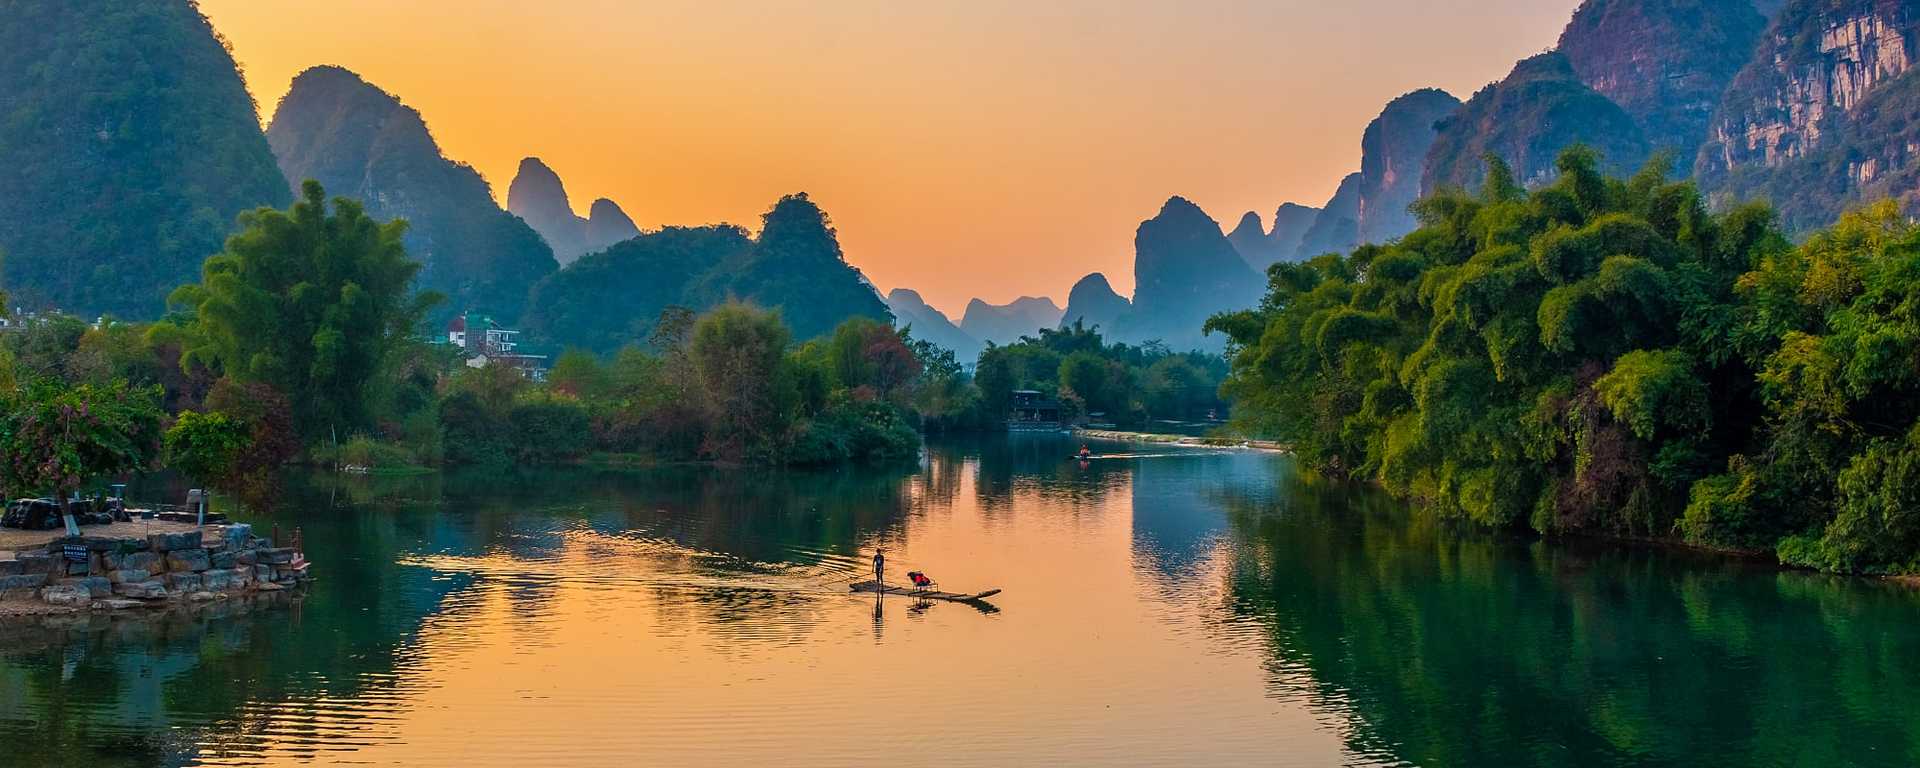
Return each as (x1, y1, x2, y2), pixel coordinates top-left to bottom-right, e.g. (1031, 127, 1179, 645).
(268, 66, 557, 321)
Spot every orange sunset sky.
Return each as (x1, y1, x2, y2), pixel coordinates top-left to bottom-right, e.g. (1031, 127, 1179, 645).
(198, 0, 1581, 317)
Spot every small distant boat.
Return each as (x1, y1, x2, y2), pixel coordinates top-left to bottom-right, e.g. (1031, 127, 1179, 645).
(850, 580, 1002, 603)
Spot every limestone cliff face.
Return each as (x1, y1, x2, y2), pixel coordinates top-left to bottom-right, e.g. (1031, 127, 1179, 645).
(1059, 272, 1133, 336)
(1296, 174, 1363, 259)
(1559, 0, 1768, 156)
(1697, 0, 1920, 229)
(1422, 53, 1651, 194)
(268, 67, 556, 321)
(1116, 197, 1264, 351)
(1356, 89, 1462, 244)
(886, 288, 981, 361)
(960, 296, 1064, 347)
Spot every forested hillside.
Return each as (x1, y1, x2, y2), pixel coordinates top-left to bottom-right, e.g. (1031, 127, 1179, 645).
(0, 0, 289, 318)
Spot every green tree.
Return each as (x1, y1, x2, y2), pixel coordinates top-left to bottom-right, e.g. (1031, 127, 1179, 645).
(163, 410, 249, 495)
(691, 302, 797, 461)
(1210, 148, 1778, 536)
(161, 180, 440, 441)
(0, 378, 163, 519)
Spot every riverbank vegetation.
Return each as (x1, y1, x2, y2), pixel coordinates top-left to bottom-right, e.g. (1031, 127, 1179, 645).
(1209, 147, 1920, 574)
(974, 322, 1230, 428)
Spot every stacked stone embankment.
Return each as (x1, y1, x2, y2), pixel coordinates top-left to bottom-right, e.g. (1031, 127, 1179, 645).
(0, 524, 307, 613)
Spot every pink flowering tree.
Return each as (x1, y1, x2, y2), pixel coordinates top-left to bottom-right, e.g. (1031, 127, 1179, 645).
(0, 378, 163, 521)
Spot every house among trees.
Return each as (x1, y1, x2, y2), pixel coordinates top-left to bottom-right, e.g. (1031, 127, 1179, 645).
(1008, 389, 1062, 429)
(446, 313, 548, 381)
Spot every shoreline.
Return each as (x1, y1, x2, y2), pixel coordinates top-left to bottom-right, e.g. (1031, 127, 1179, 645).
(1071, 428, 1291, 453)
(0, 522, 310, 617)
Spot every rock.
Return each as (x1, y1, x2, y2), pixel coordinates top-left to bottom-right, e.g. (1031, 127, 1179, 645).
(40, 584, 91, 607)
(0, 573, 49, 591)
(211, 551, 237, 570)
(260, 548, 297, 565)
(108, 569, 152, 584)
(222, 523, 253, 550)
(202, 569, 237, 591)
(256, 582, 287, 592)
(113, 580, 169, 600)
(236, 550, 258, 567)
(1355, 88, 1462, 245)
(148, 531, 202, 552)
(121, 551, 161, 572)
(167, 549, 212, 573)
(17, 552, 54, 575)
(254, 564, 273, 582)
(188, 591, 218, 602)
(164, 572, 204, 592)
(0, 559, 22, 577)
(94, 598, 143, 610)
(65, 562, 90, 576)
(62, 576, 111, 598)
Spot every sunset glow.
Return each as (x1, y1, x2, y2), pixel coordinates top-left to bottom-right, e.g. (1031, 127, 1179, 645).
(198, 0, 1579, 316)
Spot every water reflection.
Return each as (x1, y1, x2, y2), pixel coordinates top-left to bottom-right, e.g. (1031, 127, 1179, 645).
(2, 437, 1917, 766)
(1217, 468, 1920, 767)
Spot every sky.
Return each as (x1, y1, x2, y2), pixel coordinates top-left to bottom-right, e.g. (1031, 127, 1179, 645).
(198, 0, 1581, 318)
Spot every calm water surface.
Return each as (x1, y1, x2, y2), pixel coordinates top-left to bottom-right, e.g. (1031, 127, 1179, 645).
(3, 435, 1918, 767)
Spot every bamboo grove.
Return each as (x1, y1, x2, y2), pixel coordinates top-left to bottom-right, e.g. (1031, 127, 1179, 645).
(1209, 147, 1920, 574)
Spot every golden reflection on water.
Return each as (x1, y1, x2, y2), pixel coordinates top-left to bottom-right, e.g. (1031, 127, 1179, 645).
(172, 444, 1344, 766)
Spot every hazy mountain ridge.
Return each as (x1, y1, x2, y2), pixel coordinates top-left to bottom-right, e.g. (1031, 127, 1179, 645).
(884, 288, 981, 361)
(1115, 196, 1265, 351)
(267, 66, 558, 323)
(507, 157, 641, 265)
(1059, 273, 1133, 336)
(0, 0, 290, 318)
(961, 296, 1064, 347)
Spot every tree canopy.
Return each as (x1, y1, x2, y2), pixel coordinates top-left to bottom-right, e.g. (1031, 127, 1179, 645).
(159, 180, 438, 438)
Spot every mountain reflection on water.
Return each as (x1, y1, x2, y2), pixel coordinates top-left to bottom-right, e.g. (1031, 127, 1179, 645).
(2, 435, 1918, 767)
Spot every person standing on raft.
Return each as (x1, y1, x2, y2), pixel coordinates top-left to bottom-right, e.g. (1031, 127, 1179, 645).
(873, 551, 885, 584)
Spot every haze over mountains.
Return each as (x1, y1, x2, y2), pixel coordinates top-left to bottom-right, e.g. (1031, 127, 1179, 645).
(267, 66, 559, 323)
(506, 158, 640, 266)
(10, 0, 1920, 364)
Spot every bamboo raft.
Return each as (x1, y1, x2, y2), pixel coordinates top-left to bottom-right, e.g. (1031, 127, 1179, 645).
(849, 580, 1002, 603)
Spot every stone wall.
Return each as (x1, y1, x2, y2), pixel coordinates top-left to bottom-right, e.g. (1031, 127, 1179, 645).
(0, 524, 308, 611)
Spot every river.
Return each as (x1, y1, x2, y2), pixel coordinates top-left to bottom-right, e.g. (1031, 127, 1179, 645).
(2, 434, 1917, 766)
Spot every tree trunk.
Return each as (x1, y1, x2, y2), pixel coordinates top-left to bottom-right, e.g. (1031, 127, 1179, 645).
(57, 484, 79, 537)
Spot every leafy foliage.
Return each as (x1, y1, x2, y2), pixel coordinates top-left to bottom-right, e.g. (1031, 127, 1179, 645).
(164, 410, 249, 491)
(524, 195, 891, 353)
(975, 321, 1228, 427)
(160, 180, 439, 439)
(0, 377, 163, 507)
